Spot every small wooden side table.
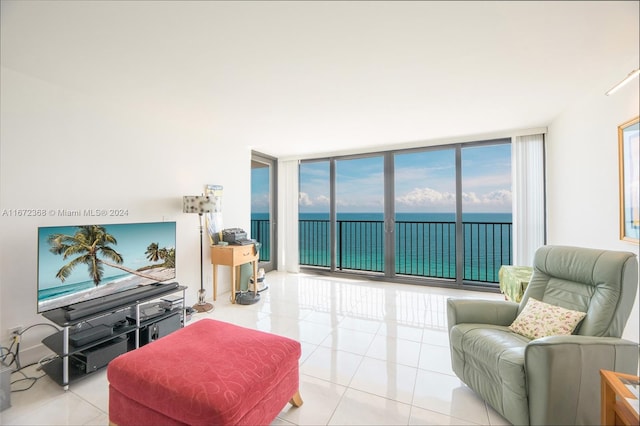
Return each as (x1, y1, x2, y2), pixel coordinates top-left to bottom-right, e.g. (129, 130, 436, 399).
(211, 244, 259, 304)
(601, 369, 639, 426)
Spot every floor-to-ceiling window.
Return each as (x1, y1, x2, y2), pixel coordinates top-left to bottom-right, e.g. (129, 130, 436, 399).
(461, 143, 512, 282)
(299, 139, 512, 289)
(298, 160, 331, 268)
(335, 156, 385, 273)
(250, 152, 277, 272)
(394, 148, 456, 279)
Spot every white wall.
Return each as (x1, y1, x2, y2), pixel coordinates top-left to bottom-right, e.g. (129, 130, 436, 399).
(0, 67, 252, 358)
(546, 78, 640, 342)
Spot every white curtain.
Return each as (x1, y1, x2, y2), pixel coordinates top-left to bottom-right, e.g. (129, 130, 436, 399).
(512, 134, 546, 266)
(277, 159, 300, 272)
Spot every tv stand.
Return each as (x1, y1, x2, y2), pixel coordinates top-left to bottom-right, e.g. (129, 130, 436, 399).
(40, 283, 186, 389)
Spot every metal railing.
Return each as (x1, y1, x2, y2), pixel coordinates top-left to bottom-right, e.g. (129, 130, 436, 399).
(462, 221, 512, 282)
(395, 221, 457, 279)
(295, 218, 512, 284)
(298, 219, 331, 267)
(250, 219, 271, 262)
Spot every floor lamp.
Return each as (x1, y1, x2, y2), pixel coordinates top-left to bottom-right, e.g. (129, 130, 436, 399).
(183, 195, 215, 313)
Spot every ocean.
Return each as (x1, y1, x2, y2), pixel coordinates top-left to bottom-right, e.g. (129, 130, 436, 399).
(252, 212, 512, 283)
(38, 273, 130, 302)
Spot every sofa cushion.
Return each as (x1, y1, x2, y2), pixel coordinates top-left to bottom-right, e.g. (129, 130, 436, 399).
(509, 297, 586, 339)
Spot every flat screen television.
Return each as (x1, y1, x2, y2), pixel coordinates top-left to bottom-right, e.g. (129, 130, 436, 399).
(37, 221, 176, 313)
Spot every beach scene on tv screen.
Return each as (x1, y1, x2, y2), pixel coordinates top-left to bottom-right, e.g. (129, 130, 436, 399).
(38, 222, 176, 312)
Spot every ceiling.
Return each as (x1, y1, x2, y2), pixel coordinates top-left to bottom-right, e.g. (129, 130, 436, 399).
(2, 1, 639, 159)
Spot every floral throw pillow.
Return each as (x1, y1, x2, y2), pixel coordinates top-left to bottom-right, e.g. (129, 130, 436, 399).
(509, 297, 586, 340)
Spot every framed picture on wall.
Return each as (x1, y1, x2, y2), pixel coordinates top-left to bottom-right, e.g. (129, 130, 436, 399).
(618, 116, 639, 243)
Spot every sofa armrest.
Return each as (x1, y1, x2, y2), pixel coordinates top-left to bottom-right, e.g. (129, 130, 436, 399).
(525, 336, 639, 426)
(446, 298, 519, 332)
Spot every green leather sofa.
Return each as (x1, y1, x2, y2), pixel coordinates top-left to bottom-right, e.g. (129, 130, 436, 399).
(447, 245, 639, 425)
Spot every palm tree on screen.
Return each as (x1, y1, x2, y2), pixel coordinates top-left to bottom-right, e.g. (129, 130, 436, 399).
(160, 247, 175, 268)
(48, 225, 159, 286)
(145, 242, 161, 262)
(142, 243, 175, 270)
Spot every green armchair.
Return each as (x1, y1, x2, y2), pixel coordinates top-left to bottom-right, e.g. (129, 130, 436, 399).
(447, 245, 639, 425)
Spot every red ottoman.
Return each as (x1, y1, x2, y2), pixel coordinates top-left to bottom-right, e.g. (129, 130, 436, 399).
(107, 318, 303, 426)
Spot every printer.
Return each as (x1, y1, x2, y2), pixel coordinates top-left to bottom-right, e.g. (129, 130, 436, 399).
(222, 228, 254, 245)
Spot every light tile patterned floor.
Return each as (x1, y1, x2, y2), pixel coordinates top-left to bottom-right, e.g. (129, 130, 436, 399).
(0, 271, 510, 425)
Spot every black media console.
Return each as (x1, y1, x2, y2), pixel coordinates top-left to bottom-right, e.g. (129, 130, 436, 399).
(41, 282, 186, 389)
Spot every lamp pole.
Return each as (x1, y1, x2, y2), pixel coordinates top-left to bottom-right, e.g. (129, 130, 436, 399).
(182, 194, 215, 314)
(193, 211, 213, 312)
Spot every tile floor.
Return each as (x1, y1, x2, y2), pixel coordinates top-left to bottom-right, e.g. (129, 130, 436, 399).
(1, 271, 510, 425)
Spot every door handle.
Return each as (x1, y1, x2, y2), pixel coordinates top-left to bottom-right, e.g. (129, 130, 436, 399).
(385, 218, 395, 233)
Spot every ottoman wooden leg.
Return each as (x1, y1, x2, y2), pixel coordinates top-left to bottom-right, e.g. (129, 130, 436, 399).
(290, 390, 304, 407)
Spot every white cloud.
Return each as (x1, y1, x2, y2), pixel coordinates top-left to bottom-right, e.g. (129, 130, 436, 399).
(462, 192, 481, 204)
(299, 192, 331, 207)
(397, 187, 512, 209)
(251, 193, 270, 210)
(299, 192, 312, 206)
(479, 189, 512, 205)
(396, 187, 456, 206)
(316, 195, 330, 205)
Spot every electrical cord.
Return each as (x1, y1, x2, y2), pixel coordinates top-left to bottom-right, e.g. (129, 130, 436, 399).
(7, 323, 60, 370)
(10, 353, 57, 392)
(3, 322, 61, 392)
(18, 323, 60, 335)
(1, 337, 19, 369)
(10, 369, 44, 392)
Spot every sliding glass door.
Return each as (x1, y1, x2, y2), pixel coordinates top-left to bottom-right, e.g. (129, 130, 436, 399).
(298, 160, 331, 268)
(299, 139, 512, 288)
(251, 152, 277, 272)
(335, 156, 385, 273)
(394, 148, 456, 279)
(461, 143, 512, 282)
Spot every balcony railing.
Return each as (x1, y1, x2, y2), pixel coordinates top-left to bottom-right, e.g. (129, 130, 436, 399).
(250, 218, 512, 283)
(250, 219, 271, 262)
(462, 221, 512, 282)
(296, 218, 512, 284)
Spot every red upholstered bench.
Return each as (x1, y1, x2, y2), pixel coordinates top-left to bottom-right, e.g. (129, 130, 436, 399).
(107, 318, 303, 425)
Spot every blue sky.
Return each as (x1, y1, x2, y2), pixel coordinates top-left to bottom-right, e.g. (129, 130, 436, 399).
(253, 144, 512, 214)
(251, 167, 271, 213)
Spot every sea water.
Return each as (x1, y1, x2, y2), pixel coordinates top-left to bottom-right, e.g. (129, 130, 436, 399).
(253, 212, 512, 282)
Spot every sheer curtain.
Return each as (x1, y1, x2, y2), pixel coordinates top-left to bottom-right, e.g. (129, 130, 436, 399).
(277, 159, 300, 272)
(512, 133, 546, 266)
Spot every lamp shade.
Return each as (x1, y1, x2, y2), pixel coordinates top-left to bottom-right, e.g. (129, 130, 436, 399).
(183, 195, 214, 214)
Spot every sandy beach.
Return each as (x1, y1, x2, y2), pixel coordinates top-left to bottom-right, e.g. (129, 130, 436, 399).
(39, 267, 176, 311)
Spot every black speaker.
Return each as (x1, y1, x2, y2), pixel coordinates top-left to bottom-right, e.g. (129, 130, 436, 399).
(139, 313, 181, 346)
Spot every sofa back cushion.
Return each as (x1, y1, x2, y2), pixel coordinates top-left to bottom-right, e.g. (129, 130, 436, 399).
(519, 245, 638, 338)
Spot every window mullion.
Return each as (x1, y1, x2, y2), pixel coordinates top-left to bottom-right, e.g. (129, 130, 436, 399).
(455, 145, 464, 286)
